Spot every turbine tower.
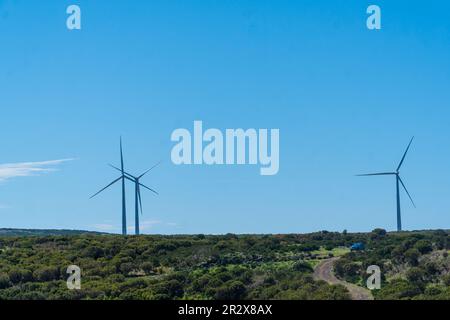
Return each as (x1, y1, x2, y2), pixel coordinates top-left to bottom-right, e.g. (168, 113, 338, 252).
(91, 138, 128, 235)
(110, 163, 159, 235)
(357, 137, 416, 231)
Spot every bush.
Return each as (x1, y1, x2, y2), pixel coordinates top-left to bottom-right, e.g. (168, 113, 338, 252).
(153, 279, 184, 298)
(8, 269, 24, 284)
(33, 267, 60, 282)
(119, 262, 134, 275)
(404, 248, 420, 266)
(83, 246, 104, 259)
(334, 258, 360, 282)
(0, 273, 11, 289)
(371, 228, 387, 240)
(293, 261, 313, 273)
(414, 240, 433, 255)
(442, 274, 450, 286)
(141, 262, 154, 274)
(214, 281, 246, 300)
(406, 267, 426, 284)
(8, 269, 33, 284)
(375, 279, 422, 300)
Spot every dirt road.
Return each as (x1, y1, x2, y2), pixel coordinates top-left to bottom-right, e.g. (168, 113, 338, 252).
(313, 257, 374, 300)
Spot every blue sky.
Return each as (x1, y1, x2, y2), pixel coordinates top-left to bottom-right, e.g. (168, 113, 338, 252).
(0, 0, 449, 234)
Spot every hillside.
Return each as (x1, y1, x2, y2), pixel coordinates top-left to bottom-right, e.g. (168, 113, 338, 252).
(0, 228, 107, 237)
(0, 230, 448, 300)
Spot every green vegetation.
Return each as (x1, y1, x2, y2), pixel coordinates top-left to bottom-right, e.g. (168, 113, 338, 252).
(0, 229, 448, 300)
(333, 229, 450, 300)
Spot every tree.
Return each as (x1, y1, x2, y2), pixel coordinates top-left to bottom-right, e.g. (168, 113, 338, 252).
(293, 261, 313, 273)
(334, 258, 360, 282)
(404, 248, 420, 266)
(0, 273, 10, 289)
(141, 262, 154, 274)
(406, 267, 426, 284)
(119, 262, 134, 275)
(33, 267, 60, 282)
(375, 279, 422, 300)
(371, 228, 387, 240)
(83, 246, 104, 259)
(442, 274, 450, 287)
(214, 281, 246, 300)
(8, 269, 24, 284)
(414, 240, 433, 255)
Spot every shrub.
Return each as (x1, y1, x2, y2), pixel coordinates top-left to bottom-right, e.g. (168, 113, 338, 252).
(442, 274, 450, 286)
(406, 267, 426, 284)
(404, 248, 420, 266)
(0, 273, 11, 289)
(141, 262, 154, 274)
(214, 281, 246, 300)
(375, 279, 422, 300)
(293, 261, 313, 273)
(414, 240, 433, 255)
(33, 267, 60, 282)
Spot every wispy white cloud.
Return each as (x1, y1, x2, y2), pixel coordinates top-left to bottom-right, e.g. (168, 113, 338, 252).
(92, 223, 116, 231)
(92, 220, 178, 234)
(0, 159, 74, 181)
(127, 220, 162, 233)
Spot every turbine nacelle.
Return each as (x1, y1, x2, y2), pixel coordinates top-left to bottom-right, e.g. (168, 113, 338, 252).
(109, 164, 159, 195)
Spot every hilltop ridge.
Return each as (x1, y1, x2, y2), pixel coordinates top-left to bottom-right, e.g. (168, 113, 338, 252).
(0, 228, 107, 237)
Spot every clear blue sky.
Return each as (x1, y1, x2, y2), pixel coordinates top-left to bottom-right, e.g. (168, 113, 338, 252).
(1, 0, 449, 234)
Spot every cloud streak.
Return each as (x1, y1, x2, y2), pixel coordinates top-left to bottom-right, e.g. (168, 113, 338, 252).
(92, 223, 116, 231)
(0, 159, 74, 181)
(92, 220, 179, 234)
(127, 220, 162, 233)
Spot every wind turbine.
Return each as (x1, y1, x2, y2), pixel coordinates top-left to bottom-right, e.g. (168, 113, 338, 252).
(90, 138, 128, 235)
(357, 137, 416, 231)
(110, 163, 159, 235)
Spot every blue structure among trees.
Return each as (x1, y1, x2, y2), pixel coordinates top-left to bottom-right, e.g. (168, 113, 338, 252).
(351, 242, 365, 251)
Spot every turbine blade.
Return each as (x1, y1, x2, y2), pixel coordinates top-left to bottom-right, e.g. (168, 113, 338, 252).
(90, 177, 122, 199)
(139, 161, 162, 179)
(398, 176, 416, 208)
(109, 164, 136, 179)
(109, 164, 121, 172)
(397, 137, 414, 171)
(139, 182, 158, 195)
(123, 175, 135, 183)
(120, 137, 124, 172)
(356, 172, 396, 176)
(138, 187, 143, 215)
